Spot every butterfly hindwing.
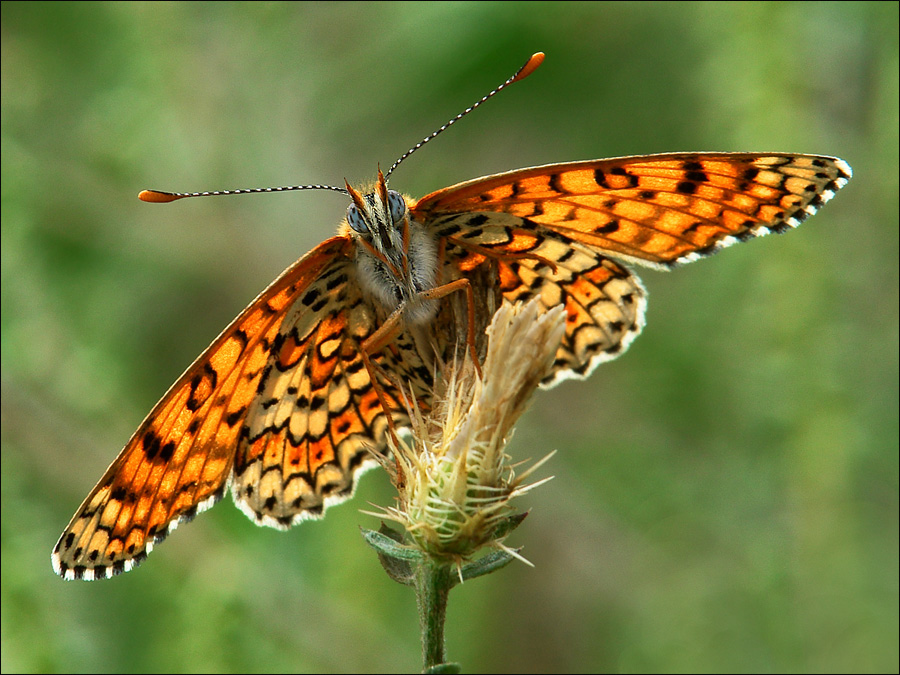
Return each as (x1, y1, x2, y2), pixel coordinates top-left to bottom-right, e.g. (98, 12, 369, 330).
(232, 257, 409, 528)
(433, 216, 646, 386)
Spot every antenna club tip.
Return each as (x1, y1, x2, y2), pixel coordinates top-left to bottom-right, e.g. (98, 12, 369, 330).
(139, 190, 181, 203)
(513, 52, 545, 82)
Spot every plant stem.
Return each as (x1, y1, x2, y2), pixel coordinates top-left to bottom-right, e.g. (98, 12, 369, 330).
(415, 558, 453, 670)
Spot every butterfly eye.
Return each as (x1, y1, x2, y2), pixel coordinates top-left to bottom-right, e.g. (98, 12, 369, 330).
(347, 203, 368, 234)
(387, 190, 407, 224)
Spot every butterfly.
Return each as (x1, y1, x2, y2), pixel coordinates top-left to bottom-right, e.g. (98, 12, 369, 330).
(52, 53, 851, 580)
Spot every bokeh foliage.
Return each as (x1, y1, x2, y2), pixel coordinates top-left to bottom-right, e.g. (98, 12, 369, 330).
(2, 2, 897, 672)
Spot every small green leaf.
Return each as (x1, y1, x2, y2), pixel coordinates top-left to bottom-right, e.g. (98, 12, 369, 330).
(458, 549, 518, 583)
(361, 527, 423, 560)
(361, 526, 422, 586)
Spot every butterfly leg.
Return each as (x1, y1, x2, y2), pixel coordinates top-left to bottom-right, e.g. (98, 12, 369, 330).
(359, 276, 481, 436)
(416, 277, 481, 379)
(355, 308, 411, 490)
(432, 237, 482, 376)
(358, 306, 408, 441)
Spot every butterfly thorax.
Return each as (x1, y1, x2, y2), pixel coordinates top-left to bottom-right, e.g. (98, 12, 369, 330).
(346, 178, 439, 326)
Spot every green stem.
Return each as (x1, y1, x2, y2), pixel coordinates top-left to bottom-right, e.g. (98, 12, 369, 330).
(415, 559, 453, 670)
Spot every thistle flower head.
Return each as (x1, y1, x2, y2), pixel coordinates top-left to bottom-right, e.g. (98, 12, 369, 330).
(380, 298, 565, 562)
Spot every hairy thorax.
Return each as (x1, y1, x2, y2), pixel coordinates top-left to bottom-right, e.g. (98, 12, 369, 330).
(354, 216, 440, 326)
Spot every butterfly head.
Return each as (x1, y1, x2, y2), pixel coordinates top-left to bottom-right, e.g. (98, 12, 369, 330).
(345, 169, 410, 263)
(345, 169, 439, 322)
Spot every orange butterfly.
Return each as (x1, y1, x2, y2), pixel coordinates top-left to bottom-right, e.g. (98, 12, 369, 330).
(52, 53, 851, 580)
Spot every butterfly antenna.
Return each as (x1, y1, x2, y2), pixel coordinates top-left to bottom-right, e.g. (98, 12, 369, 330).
(140, 52, 545, 203)
(384, 52, 545, 180)
(138, 183, 349, 203)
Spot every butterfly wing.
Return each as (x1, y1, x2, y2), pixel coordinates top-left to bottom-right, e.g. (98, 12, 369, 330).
(230, 254, 415, 530)
(432, 219, 647, 386)
(413, 153, 850, 383)
(415, 153, 852, 267)
(52, 235, 405, 580)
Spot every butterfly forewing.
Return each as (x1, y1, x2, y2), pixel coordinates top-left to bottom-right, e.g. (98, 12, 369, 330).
(52, 235, 391, 580)
(414, 153, 852, 269)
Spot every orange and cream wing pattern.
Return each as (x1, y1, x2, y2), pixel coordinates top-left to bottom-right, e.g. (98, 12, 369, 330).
(230, 254, 418, 530)
(414, 153, 852, 268)
(52, 235, 405, 580)
(414, 153, 851, 383)
(436, 221, 647, 386)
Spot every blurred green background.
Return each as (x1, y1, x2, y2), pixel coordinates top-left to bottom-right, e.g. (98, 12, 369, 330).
(2, 2, 897, 672)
